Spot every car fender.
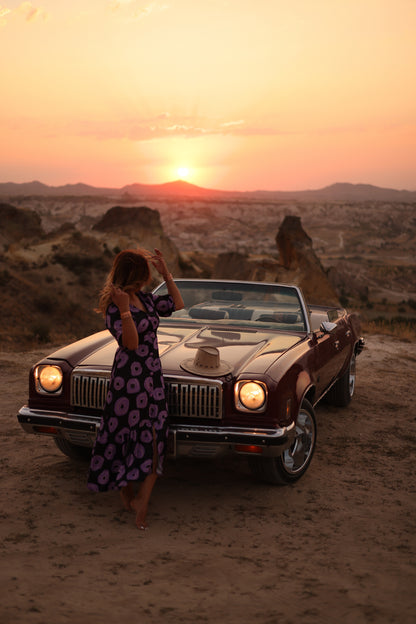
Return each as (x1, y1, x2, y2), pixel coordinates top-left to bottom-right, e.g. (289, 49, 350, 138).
(295, 370, 314, 408)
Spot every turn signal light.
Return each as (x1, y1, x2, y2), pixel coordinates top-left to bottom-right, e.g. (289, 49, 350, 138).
(235, 444, 263, 454)
(33, 425, 59, 435)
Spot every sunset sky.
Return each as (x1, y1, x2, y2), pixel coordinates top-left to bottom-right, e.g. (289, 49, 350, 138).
(1, 0, 415, 191)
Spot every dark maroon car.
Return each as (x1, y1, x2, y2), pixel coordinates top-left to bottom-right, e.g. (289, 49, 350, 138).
(17, 279, 364, 484)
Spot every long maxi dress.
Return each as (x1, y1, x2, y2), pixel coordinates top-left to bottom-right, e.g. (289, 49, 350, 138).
(87, 291, 175, 492)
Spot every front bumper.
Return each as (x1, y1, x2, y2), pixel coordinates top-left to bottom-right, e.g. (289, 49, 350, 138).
(18, 406, 100, 448)
(17, 405, 296, 459)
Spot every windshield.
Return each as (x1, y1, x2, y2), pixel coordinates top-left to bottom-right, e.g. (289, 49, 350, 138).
(153, 280, 308, 332)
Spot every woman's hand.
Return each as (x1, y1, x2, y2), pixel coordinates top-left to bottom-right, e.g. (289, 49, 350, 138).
(151, 248, 185, 311)
(110, 285, 130, 312)
(150, 248, 170, 279)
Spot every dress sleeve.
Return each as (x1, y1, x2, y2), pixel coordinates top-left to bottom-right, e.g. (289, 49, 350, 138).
(152, 293, 175, 317)
(105, 303, 124, 346)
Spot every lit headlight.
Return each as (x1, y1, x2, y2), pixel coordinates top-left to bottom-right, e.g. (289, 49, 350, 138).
(35, 365, 63, 394)
(235, 381, 267, 412)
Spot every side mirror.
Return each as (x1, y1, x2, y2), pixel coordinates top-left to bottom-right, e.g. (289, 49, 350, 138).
(320, 321, 337, 333)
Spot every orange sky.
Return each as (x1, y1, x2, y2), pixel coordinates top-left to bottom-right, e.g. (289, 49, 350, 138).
(1, 0, 415, 191)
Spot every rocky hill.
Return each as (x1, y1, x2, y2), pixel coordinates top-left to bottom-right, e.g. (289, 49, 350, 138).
(1, 180, 416, 202)
(0, 203, 43, 246)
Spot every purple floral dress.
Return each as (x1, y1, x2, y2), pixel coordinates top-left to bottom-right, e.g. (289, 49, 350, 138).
(87, 291, 174, 492)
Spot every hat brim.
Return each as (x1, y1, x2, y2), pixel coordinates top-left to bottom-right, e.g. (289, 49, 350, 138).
(180, 358, 233, 377)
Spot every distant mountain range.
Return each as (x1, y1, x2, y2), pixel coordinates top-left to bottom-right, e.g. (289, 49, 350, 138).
(0, 179, 415, 202)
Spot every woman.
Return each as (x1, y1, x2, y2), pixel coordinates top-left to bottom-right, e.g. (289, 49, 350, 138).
(87, 248, 184, 530)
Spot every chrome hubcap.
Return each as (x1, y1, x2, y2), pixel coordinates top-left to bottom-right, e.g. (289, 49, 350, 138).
(349, 354, 356, 397)
(281, 408, 315, 474)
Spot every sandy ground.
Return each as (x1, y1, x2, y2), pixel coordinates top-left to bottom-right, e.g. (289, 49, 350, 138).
(1, 335, 415, 624)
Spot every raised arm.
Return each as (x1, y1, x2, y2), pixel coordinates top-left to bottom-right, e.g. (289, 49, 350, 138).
(151, 249, 184, 311)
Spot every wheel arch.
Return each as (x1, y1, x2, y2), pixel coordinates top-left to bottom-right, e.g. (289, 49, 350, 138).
(295, 370, 316, 410)
(354, 337, 365, 356)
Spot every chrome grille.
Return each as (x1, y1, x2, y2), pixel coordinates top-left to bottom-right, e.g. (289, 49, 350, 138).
(167, 378, 223, 419)
(71, 370, 223, 419)
(71, 370, 109, 410)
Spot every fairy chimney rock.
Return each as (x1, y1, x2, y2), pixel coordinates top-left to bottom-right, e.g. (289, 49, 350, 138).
(276, 215, 340, 306)
(276, 215, 313, 270)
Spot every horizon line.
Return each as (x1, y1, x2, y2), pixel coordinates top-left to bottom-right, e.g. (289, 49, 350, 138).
(1, 178, 415, 194)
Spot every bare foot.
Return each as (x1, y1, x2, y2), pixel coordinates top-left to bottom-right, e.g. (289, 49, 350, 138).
(130, 496, 148, 530)
(129, 472, 157, 530)
(120, 483, 134, 511)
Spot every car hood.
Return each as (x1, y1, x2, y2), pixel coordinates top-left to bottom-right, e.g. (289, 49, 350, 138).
(64, 325, 304, 378)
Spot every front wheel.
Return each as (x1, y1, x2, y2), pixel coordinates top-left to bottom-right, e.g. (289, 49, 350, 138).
(54, 437, 92, 461)
(249, 399, 317, 485)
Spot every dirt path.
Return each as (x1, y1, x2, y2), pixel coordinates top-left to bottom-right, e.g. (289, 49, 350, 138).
(1, 335, 415, 624)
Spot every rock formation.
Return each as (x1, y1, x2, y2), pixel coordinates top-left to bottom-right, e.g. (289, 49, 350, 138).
(184, 216, 340, 306)
(213, 252, 280, 283)
(93, 205, 181, 277)
(0, 201, 344, 346)
(275, 215, 340, 305)
(0, 203, 43, 249)
(93, 205, 163, 236)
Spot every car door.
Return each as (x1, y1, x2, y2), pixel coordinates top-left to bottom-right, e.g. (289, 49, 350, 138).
(312, 321, 348, 397)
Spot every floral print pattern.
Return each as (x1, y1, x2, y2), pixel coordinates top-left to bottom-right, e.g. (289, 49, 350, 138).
(87, 292, 174, 492)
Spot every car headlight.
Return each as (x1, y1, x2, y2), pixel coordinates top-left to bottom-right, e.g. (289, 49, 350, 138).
(235, 381, 267, 412)
(35, 365, 63, 394)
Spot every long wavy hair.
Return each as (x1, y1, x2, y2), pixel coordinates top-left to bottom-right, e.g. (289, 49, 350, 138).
(97, 249, 152, 316)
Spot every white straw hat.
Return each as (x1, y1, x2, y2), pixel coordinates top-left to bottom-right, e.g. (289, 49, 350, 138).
(180, 346, 232, 377)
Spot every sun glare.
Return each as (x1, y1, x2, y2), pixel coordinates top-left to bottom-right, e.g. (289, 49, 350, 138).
(177, 167, 190, 179)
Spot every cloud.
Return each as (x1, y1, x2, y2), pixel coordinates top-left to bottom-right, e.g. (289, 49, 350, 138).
(133, 2, 168, 19)
(0, 2, 48, 24)
(108, 1, 169, 20)
(67, 114, 285, 142)
(0, 5, 11, 25)
(6, 111, 288, 142)
(220, 120, 245, 128)
(18, 2, 48, 21)
(108, 0, 132, 10)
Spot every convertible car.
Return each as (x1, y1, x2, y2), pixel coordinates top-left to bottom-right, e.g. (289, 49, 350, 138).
(17, 279, 364, 484)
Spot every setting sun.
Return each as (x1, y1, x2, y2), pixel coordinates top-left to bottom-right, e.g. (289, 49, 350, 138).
(177, 167, 190, 179)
